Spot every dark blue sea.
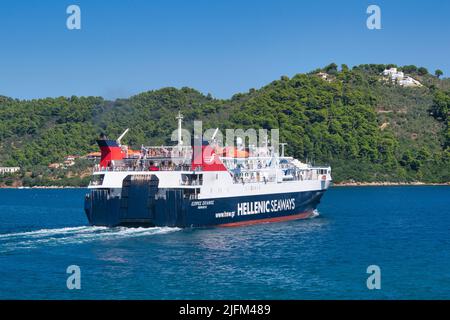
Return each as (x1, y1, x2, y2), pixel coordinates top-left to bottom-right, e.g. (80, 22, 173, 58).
(0, 186, 449, 299)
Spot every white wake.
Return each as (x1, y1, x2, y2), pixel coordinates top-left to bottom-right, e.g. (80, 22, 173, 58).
(0, 226, 180, 252)
(310, 209, 320, 218)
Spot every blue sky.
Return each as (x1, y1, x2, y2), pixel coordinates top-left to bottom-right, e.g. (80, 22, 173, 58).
(0, 0, 449, 100)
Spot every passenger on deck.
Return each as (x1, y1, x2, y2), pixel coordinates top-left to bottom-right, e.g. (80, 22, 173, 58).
(149, 162, 160, 171)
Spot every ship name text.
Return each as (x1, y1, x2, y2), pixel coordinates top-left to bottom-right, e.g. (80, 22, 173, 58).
(237, 198, 295, 216)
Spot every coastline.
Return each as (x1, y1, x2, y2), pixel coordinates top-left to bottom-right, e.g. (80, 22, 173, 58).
(333, 181, 450, 187)
(1, 182, 449, 189)
(0, 186, 85, 189)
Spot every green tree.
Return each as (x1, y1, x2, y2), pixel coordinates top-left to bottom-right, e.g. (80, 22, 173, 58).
(418, 67, 428, 76)
(401, 65, 417, 74)
(324, 63, 338, 75)
(431, 91, 450, 120)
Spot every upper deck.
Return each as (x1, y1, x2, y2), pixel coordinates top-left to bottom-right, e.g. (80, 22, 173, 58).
(92, 144, 331, 188)
(91, 114, 331, 187)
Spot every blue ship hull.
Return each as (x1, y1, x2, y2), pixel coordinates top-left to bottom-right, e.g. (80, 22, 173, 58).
(84, 185, 325, 228)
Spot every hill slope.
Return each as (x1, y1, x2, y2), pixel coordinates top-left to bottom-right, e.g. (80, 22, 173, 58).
(0, 64, 449, 186)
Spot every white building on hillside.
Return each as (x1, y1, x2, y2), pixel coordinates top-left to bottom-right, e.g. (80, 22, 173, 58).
(0, 167, 20, 174)
(382, 67, 404, 80)
(398, 76, 422, 87)
(381, 67, 422, 87)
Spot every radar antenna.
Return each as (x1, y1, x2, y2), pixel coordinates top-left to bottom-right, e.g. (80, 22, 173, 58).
(176, 111, 184, 146)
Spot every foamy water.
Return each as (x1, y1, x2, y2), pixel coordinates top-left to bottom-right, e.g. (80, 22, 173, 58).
(0, 225, 180, 252)
(311, 209, 320, 218)
(0, 210, 319, 253)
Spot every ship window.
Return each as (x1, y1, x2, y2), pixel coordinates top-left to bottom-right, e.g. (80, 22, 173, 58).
(181, 174, 203, 186)
(89, 174, 104, 186)
(183, 188, 200, 199)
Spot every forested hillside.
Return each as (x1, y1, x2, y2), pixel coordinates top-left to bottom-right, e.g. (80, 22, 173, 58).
(0, 64, 449, 186)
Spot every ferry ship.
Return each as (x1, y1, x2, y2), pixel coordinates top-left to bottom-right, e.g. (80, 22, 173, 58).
(84, 114, 332, 228)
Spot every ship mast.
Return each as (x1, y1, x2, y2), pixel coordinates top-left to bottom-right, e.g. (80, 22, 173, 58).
(176, 111, 183, 146)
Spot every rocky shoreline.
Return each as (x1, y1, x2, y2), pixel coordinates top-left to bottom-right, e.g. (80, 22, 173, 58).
(333, 181, 450, 187)
(1, 182, 449, 189)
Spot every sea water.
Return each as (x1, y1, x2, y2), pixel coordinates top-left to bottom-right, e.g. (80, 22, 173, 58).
(0, 187, 449, 299)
